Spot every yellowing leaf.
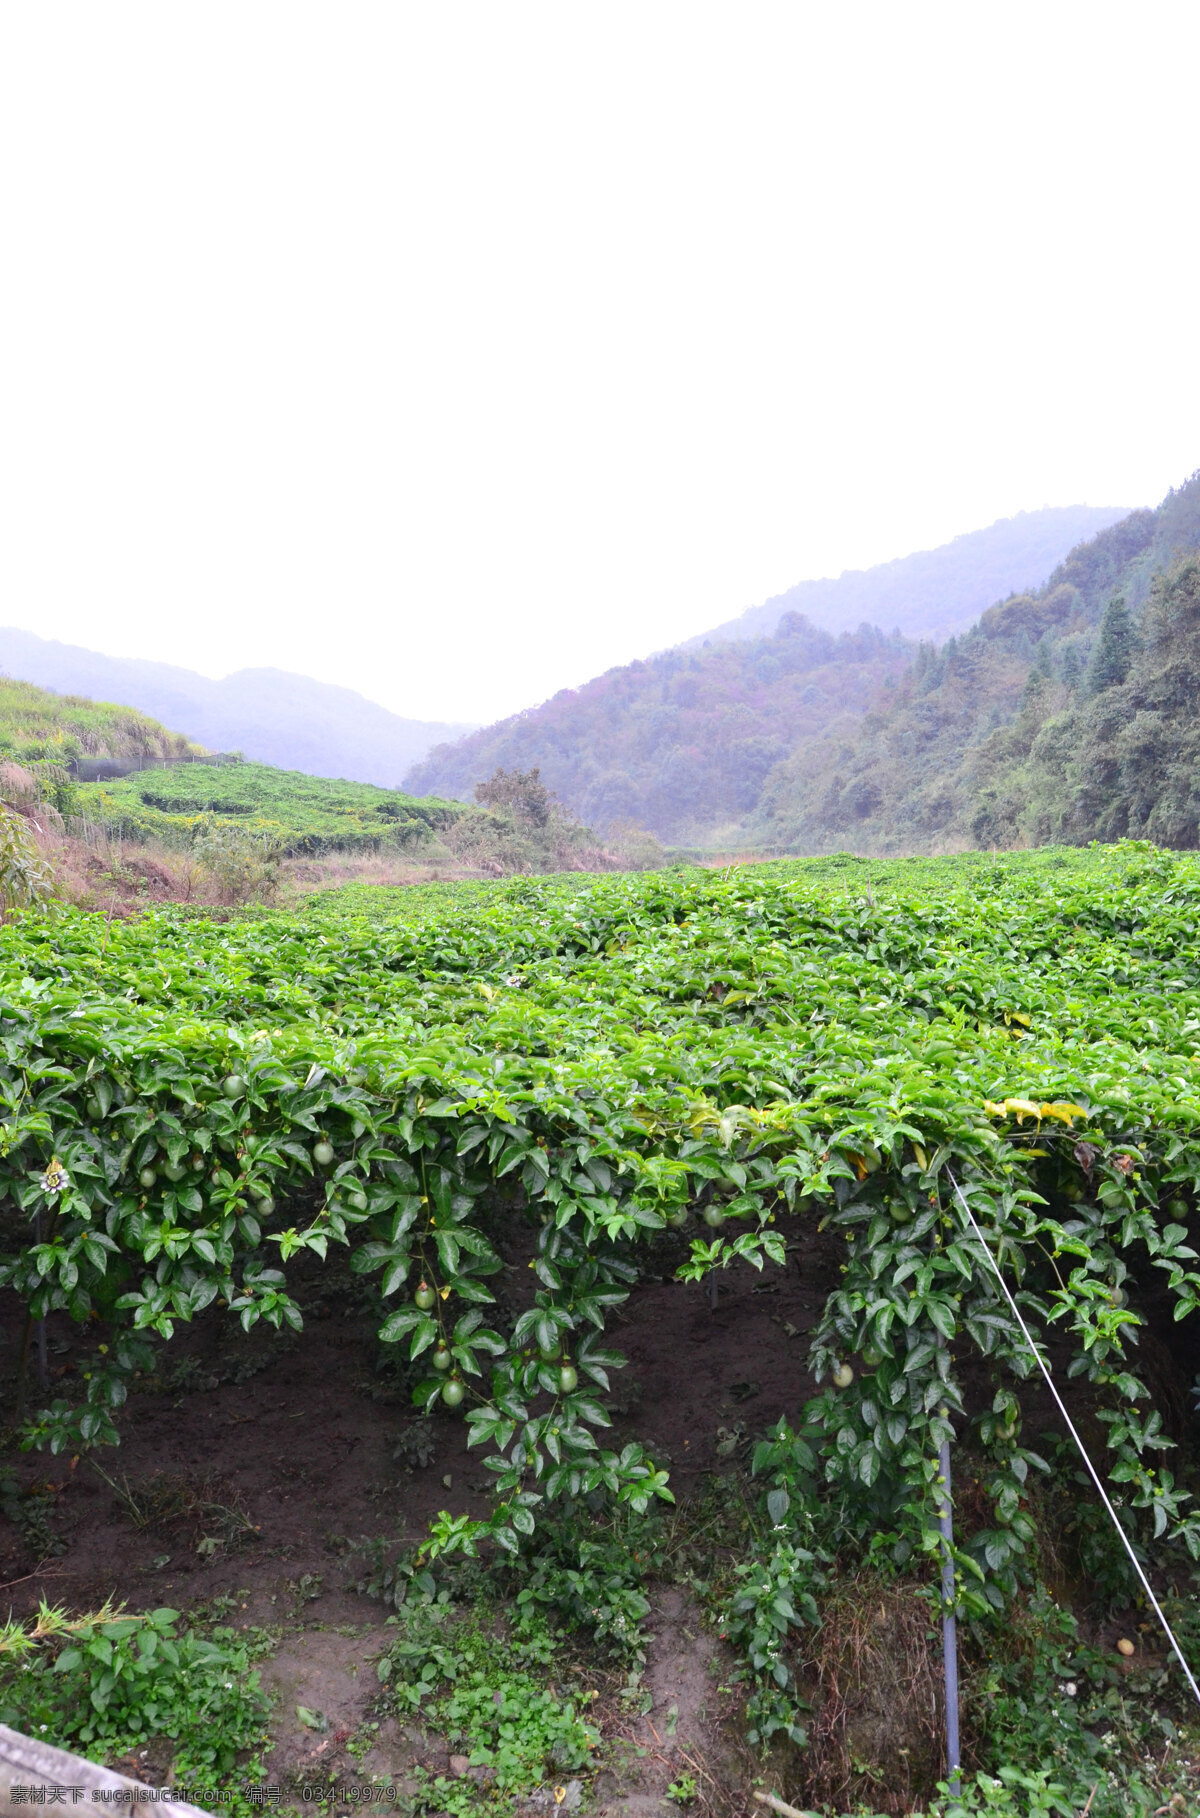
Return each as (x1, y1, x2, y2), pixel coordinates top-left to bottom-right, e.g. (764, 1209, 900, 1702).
(1002, 1098, 1042, 1123)
(1039, 1102, 1087, 1127)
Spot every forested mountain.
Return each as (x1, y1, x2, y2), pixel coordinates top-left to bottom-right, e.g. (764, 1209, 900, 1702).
(405, 618, 912, 843)
(0, 630, 473, 787)
(752, 474, 1200, 854)
(689, 504, 1130, 647)
(407, 505, 1133, 844)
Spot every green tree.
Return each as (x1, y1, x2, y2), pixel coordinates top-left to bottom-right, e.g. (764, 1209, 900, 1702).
(1086, 594, 1136, 693)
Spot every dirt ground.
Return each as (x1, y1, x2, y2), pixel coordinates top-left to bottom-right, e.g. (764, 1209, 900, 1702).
(0, 1231, 835, 1812)
(5, 1218, 1195, 1815)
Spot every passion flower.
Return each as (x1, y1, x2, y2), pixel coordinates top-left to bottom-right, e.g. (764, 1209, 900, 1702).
(39, 1158, 70, 1195)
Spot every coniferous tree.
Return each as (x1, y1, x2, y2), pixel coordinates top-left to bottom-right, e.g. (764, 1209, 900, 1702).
(1086, 594, 1136, 693)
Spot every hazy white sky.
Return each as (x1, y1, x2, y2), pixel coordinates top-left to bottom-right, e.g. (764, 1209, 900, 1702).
(2, 3, 1198, 726)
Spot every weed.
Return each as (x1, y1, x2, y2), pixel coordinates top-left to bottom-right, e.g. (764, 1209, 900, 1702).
(376, 1603, 599, 1809)
(0, 1602, 270, 1803)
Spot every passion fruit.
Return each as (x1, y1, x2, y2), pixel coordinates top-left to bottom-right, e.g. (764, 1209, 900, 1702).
(703, 1206, 726, 1230)
(442, 1378, 465, 1409)
(138, 1167, 157, 1191)
(256, 1193, 275, 1217)
(432, 1345, 452, 1373)
(667, 1209, 689, 1230)
(312, 1140, 335, 1168)
(832, 1363, 854, 1390)
(345, 1188, 368, 1212)
(222, 1074, 246, 1099)
(861, 1346, 883, 1369)
(558, 1364, 578, 1395)
(414, 1281, 436, 1311)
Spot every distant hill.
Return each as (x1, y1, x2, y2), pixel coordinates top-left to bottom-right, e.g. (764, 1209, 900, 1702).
(750, 474, 1200, 854)
(405, 618, 913, 844)
(689, 505, 1131, 648)
(0, 630, 474, 787)
(404, 505, 1136, 845)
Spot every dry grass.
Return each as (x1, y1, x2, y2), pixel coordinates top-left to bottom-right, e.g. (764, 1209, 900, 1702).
(788, 1578, 946, 1816)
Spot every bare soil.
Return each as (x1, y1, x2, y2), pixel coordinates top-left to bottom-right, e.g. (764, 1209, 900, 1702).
(0, 1238, 827, 1813)
(5, 1222, 1195, 1815)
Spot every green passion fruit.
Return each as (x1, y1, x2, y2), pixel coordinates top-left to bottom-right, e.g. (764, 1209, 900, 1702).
(222, 1074, 246, 1099)
(558, 1364, 578, 1394)
(345, 1188, 368, 1212)
(162, 1162, 186, 1184)
(703, 1206, 726, 1230)
(414, 1281, 436, 1311)
(432, 1346, 452, 1373)
(441, 1378, 465, 1408)
(312, 1140, 335, 1168)
(138, 1167, 157, 1191)
(256, 1193, 275, 1217)
(667, 1209, 689, 1230)
(832, 1363, 854, 1389)
(861, 1346, 883, 1369)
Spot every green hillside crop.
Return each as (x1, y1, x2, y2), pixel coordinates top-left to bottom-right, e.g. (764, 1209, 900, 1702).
(4, 845, 1200, 1803)
(75, 759, 464, 855)
(0, 675, 200, 810)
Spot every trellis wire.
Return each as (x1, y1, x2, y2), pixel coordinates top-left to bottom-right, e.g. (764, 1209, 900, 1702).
(945, 1167, 1200, 1708)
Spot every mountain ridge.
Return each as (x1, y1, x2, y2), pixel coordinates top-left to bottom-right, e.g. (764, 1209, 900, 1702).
(0, 630, 474, 788)
(687, 504, 1131, 648)
(405, 503, 1140, 842)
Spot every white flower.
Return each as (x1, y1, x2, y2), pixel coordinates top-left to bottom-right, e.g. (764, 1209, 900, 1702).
(39, 1157, 69, 1195)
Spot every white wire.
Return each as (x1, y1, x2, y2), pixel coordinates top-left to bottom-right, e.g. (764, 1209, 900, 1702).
(945, 1167, 1200, 1709)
